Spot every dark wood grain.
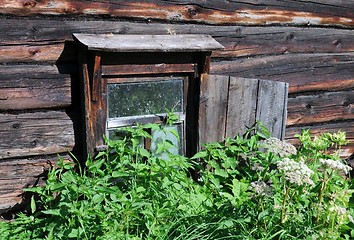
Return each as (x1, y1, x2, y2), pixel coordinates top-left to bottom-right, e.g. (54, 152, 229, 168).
(0, 65, 71, 110)
(199, 74, 229, 144)
(225, 77, 258, 138)
(0, 154, 70, 213)
(0, 0, 352, 27)
(200, 75, 288, 142)
(211, 53, 354, 94)
(287, 91, 354, 126)
(256, 80, 288, 140)
(0, 111, 75, 159)
(0, 19, 353, 63)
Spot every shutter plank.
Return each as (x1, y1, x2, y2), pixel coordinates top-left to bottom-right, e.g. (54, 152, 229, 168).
(199, 74, 229, 144)
(225, 77, 259, 138)
(256, 80, 288, 139)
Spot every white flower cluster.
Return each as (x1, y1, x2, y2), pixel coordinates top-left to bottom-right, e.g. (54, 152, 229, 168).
(263, 137, 297, 157)
(319, 159, 352, 174)
(251, 162, 265, 171)
(277, 158, 315, 186)
(250, 180, 272, 197)
(328, 205, 351, 225)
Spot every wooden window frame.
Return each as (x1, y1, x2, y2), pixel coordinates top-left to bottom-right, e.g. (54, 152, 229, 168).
(73, 34, 223, 159)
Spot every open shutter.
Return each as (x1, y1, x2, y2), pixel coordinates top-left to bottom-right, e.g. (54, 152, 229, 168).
(199, 74, 288, 144)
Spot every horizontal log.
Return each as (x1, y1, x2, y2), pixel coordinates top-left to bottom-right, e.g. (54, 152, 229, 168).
(285, 121, 354, 158)
(0, 19, 353, 63)
(0, 65, 71, 110)
(0, 0, 352, 27)
(0, 111, 75, 159)
(287, 91, 354, 126)
(211, 53, 354, 94)
(0, 154, 71, 213)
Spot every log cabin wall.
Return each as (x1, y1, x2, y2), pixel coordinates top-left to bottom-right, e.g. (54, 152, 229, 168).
(0, 0, 353, 213)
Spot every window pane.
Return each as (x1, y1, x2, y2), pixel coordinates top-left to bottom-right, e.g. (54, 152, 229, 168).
(108, 128, 144, 148)
(108, 79, 184, 118)
(150, 124, 183, 158)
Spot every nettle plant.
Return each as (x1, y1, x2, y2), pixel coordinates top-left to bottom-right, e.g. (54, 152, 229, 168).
(1, 113, 353, 239)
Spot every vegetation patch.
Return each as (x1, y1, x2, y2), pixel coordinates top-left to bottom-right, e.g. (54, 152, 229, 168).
(1, 116, 353, 239)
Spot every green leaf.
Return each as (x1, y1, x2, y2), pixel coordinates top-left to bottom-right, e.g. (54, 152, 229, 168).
(67, 228, 79, 238)
(136, 186, 146, 193)
(168, 128, 180, 141)
(23, 186, 44, 195)
(173, 183, 182, 190)
(42, 209, 62, 216)
(95, 151, 106, 159)
(138, 147, 150, 158)
(112, 171, 129, 178)
(191, 150, 208, 159)
(143, 123, 161, 130)
(92, 194, 104, 204)
(30, 195, 36, 214)
(258, 210, 269, 221)
(51, 182, 66, 192)
(215, 168, 229, 178)
(231, 179, 249, 198)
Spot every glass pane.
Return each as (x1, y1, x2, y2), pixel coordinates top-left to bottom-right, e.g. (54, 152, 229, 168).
(150, 124, 183, 159)
(108, 79, 184, 118)
(108, 128, 144, 147)
(108, 128, 131, 141)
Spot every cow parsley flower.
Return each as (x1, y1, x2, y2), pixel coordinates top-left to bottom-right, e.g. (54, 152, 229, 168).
(251, 162, 265, 171)
(263, 137, 297, 157)
(250, 181, 272, 197)
(277, 158, 314, 186)
(319, 159, 352, 174)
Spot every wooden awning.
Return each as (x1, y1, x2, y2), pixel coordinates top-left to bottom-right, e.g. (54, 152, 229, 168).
(73, 34, 224, 52)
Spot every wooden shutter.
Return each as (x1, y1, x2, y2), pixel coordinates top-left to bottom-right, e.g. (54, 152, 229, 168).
(199, 74, 288, 144)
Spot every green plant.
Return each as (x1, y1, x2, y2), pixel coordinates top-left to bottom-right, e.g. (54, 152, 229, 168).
(0, 118, 353, 239)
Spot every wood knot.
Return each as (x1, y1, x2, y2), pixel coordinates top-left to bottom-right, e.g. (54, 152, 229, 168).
(21, 0, 37, 7)
(30, 140, 38, 147)
(28, 49, 39, 56)
(30, 26, 39, 34)
(12, 123, 20, 129)
(62, 7, 79, 14)
(285, 33, 294, 41)
(185, 5, 198, 18)
(332, 40, 341, 46)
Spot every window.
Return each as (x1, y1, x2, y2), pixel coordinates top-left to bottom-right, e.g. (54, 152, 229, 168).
(73, 34, 223, 159)
(106, 76, 186, 155)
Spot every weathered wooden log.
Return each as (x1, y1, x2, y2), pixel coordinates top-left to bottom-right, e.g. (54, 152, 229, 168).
(287, 91, 354, 126)
(0, 19, 353, 63)
(0, 154, 71, 213)
(211, 53, 354, 94)
(285, 121, 354, 158)
(0, 65, 71, 110)
(0, 0, 352, 27)
(0, 111, 75, 159)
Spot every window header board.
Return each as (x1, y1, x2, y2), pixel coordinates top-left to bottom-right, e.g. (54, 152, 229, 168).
(73, 34, 224, 53)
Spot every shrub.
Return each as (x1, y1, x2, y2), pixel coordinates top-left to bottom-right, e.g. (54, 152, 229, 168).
(1, 119, 353, 239)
